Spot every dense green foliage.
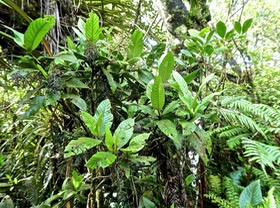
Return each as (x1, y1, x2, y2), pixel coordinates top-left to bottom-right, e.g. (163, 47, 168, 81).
(0, 0, 279, 207)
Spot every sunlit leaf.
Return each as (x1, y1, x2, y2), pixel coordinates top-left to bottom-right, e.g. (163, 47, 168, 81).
(121, 133, 150, 154)
(86, 151, 116, 169)
(242, 18, 253, 34)
(151, 76, 165, 111)
(158, 51, 174, 82)
(216, 21, 227, 38)
(24, 16, 55, 51)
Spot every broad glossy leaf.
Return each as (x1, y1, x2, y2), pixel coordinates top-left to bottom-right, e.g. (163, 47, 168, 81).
(24, 16, 55, 51)
(173, 71, 193, 112)
(85, 12, 101, 44)
(234, 21, 242, 34)
(242, 18, 253, 34)
(151, 76, 165, 111)
(71, 97, 87, 111)
(86, 151, 116, 169)
(204, 44, 214, 56)
(121, 133, 150, 154)
(64, 137, 101, 158)
(93, 99, 113, 138)
(65, 78, 89, 89)
(128, 155, 156, 165)
(127, 29, 144, 59)
(156, 119, 181, 149)
(216, 21, 226, 38)
(142, 196, 156, 208)
(115, 118, 134, 149)
(239, 180, 262, 208)
(162, 100, 180, 115)
(45, 91, 61, 106)
(158, 51, 174, 82)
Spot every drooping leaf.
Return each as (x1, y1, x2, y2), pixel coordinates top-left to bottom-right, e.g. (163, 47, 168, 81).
(71, 97, 87, 111)
(121, 133, 150, 154)
(85, 12, 101, 43)
(216, 21, 227, 38)
(127, 29, 144, 59)
(234, 21, 242, 34)
(158, 51, 174, 81)
(65, 78, 89, 89)
(22, 96, 45, 119)
(86, 151, 116, 169)
(102, 67, 117, 93)
(3, 25, 24, 47)
(242, 18, 253, 34)
(105, 126, 114, 151)
(45, 91, 61, 106)
(151, 76, 165, 111)
(24, 16, 55, 51)
(64, 137, 101, 158)
(156, 119, 181, 149)
(81, 111, 97, 136)
(239, 180, 262, 208)
(115, 118, 134, 149)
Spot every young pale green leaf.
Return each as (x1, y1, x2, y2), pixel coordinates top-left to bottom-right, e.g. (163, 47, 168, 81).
(156, 119, 181, 149)
(105, 126, 114, 151)
(86, 151, 116, 169)
(188, 29, 199, 37)
(81, 111, 97, 136)
(65, 78, 89, 89)
(115, 118, 134, 150)
(142, 196, 156, 208)
(151, 76, 165, 111)
(158, 51, 174, 82)
(85, 12, 101, 43)
(24, 16, 55, 51)
(93, 99, 113, 138)
(66, 36, 76, 50)
(216, 21, 227, 38)
(234, 21, 242, 34)
(64, 137, 101, 158)
(242, 18, 253, 34)
(71, 170, 83, 190)
(127, 29, 144, 59)
(239, 180, 262, 208)
(121, 133, 150, 154)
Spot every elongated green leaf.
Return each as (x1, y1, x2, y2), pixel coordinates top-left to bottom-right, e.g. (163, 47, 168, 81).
(121, 133, 150, 154)
(86, 151, 116, 169)
(65, 78, 89, 89)
(151, 76, 165, 111)
(102, 67, 117, 93)
(173, 71, 193, 112)
(85, 12, 101, 44)
(24, 16, 55, 51)
(216, 21, 227, 38)
(3, 25, 24, 47)
(242, 18, 253, 34)
(127, 29, 144, 59)
(239, 180, 262, 208)
(158, 51, 174, 82)
(105, 126, 114, 151)
(162, 100, 180, 115)
(156, 119, 181, 149)
(234, 21, 242, 34)
(115, 118, 134, 150)
(64, 137, 101, 158)
(81, 111, 97, 136)
(94, 99, 113, 138)
(71, 97, 87, 111)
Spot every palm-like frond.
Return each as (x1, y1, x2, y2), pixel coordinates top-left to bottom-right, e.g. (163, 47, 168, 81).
(220, 108, 266, 138)
(242, 139, 280, 174)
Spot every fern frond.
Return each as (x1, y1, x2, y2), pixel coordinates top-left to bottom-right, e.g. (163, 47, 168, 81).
(210, 125, 233, 136)
(209, 175, 222, 195)
(219, 127, 246, 138)
(223, 177, 242, 206)
(243, 139, 280, 174)
(226, 133, 250, 149)
(220, 108, 267, 138)
(204, 192, 232, 208)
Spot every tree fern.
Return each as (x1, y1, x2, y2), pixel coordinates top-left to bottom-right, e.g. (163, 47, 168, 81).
(220, 108, 266, 138)
(242, 139, 280, 174)
(226, 133, 250, 149)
